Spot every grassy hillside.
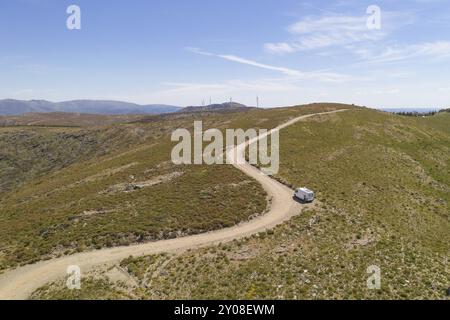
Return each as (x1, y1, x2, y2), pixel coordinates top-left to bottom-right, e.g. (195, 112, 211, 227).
(1, 104, 346, 270)
(0, 113, 147, 127)
(0, 125, 265, 270)
(32, 108, 449, 300)
(0, 126, 130, 193)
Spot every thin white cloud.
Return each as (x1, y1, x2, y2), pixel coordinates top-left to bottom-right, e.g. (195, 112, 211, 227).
(264, 11, 414, 54)
(187, 47, 301, 76)
(264, 42, 297, 55)
(162, 79, 299, 94)
(16, 64, 50, 74)
(217, 55, 303, 76)
(289, 15, 368, 34)
(354, 88, 400, 96)
(186, 47, 358, 82)
(265, 14, 385, 53)
(356, 41, 450, 63)
(437, 87, 450, 92)
(134, 78, 304, 107)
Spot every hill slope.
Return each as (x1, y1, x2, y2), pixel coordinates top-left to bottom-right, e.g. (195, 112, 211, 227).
(1, 104, 346, 272)
(179, 102, 252, 113)
(0, 99, 181, 116)
(31, 107, 449, 300)
(0, 113, 148, 127)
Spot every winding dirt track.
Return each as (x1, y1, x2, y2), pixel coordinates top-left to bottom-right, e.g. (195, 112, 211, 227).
(0, 109, 347, 300)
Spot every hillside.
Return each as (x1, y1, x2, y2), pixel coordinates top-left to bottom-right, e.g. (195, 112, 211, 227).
(179, 102, 252, 113)
(30, 106, 449, 300)
(0, 113, 148, 127)
(0, 104, 347, 272)
(0, 118, 262, 270)
(0, 99, 181, 116)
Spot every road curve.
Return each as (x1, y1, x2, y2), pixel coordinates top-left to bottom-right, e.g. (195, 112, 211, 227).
(0, 109, 347, 300)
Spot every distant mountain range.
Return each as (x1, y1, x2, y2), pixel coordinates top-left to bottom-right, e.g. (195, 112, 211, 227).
(0, 99, 182, 116)
(179, 102, 251, 113)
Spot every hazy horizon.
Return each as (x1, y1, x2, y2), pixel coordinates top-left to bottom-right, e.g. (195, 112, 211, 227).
(0, 97, 447, 111)
(1, 0, 450, 108)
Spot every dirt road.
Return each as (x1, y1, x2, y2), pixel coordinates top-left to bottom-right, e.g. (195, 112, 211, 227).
(0, 109, 347, 299)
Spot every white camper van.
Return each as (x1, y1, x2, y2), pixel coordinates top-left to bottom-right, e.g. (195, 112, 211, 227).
(294, 188, 315, 203)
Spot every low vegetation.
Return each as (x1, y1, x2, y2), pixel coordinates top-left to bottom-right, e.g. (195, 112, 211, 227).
(0, 112, 146, 127)
(32, 107, 449, 300)
(394, 108, 449, 117)
(1, 104, 346, 270)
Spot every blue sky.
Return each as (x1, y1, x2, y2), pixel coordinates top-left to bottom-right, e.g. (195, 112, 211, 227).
(1, 0, 450, 108)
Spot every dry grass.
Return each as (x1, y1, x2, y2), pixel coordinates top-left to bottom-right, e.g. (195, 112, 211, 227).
(1, 104, 345, 270)
(32, 108, 450, 300)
